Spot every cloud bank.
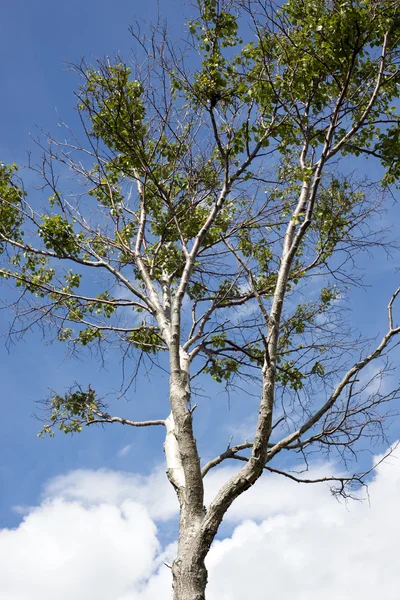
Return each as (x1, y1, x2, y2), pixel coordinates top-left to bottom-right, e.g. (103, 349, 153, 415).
(1, 448, 400, 599)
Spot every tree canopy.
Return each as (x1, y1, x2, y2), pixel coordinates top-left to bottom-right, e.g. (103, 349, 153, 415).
(1, 1, 400, 598)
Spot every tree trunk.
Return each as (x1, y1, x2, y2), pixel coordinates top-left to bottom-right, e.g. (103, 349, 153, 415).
(172, 553, 208, 600)
(166, 345, 208, 600)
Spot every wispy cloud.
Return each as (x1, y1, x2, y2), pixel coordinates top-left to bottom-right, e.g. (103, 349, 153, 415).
(117, 444, 134, 458)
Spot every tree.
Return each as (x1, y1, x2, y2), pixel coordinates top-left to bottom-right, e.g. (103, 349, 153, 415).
(1, 0, 400, 598)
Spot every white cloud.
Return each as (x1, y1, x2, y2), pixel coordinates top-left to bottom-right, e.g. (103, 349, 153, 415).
(43, 467, 177, 521)
(1, 449, 400, 599)
(204, 462, 343, 522)
(118, 444, 134, 458)
(0, 498, 159, 600)
(207, 452, 400, 600)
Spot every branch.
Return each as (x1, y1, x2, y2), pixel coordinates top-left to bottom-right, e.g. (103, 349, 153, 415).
(326, 31, 389, 161)
(268, 323, 400, 460)
(0, 269, 150, 313)
(224, 239, 270, 327)
(0, 234, 155, 311)
(132, 172, 171, 341)
(87, 413, 165, 427)
(264, 466, 362, 488)
(201, 435, 291, 477)
(388, 286, 400, 330)
(226, 460, 373, 498)
(201, 441, 253, 477)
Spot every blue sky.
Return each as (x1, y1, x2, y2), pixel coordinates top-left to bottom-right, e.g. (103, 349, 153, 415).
(0, 0, 266, 529)
(1, 2, 400, 597)
(0, 0, 191, 527)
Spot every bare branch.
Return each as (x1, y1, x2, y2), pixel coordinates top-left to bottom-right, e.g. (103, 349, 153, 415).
(87, 413, 165, 427)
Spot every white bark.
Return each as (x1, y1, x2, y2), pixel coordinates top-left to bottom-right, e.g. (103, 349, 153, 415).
(165, 412, 186, 490)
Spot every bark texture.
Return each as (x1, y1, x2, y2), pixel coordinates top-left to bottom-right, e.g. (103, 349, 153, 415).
(164, 346, 207, 600)
(172, 548, 207, 600)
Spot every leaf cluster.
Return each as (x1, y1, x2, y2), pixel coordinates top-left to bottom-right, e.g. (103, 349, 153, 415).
(38, 386, 100, 436)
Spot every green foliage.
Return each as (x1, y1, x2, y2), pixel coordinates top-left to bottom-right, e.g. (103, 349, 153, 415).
(127, 325, 164, 353)
(238, 230, 273, 273)
(278, 286, 340, 356)
(204, 356, 240, 383)
(88, 162, 124, 208)
(188, 1, 242, 107)
(209, 333, 227, 349)
(15, 254, 55, 297)
(87, 291, 116, 318)
(188, 0, 400, 169)
(38, 386, 100, 436)
(311, 361, 325, 376)
(79, 63, 146, 158)
(77, 327, 103, 346)
(314, 179, 363, 261)
(216, 279, 241, 305)
(0, 164, 24, 251)
(374, 124, 400, 186)
(39, 215, 81, 256)
(276, 360, 305, 391)
(150, 242, 186, 279)
(0, 0, 399, 437)
(187, 280, 208, 300)
(320, 286, 340, 307)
